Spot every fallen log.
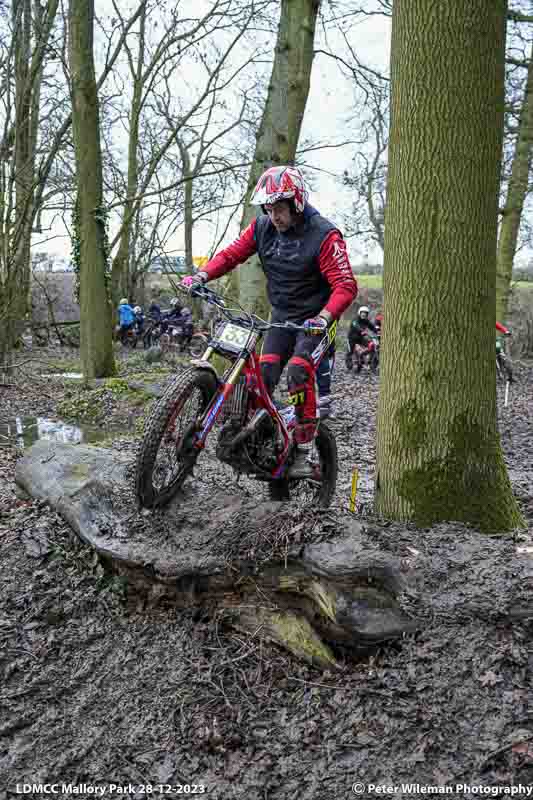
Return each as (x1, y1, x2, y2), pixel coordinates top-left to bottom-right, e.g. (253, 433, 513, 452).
(15, 440, 416, 667)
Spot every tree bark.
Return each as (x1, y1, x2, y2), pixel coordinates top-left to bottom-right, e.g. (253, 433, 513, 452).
(68, 0, 115, 379)
(236, 0, 320, 316)
(178, 140, 194, 271)
(110, 1, 146, 307)
(12, 0, 32, 327)
(375, 0, 524, 532)
(0, 0, 59, 364)
(496, 44, 533, 325)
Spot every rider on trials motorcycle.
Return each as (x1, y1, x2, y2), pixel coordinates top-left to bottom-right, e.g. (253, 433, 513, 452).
(346, 306, 380, 370)
(181, 165, 358, 477)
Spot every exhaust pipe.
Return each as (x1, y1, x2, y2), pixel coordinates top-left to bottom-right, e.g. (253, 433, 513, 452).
(228, 409, 271, 451)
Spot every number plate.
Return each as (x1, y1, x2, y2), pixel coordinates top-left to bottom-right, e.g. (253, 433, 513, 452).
(214, 322, 251, 350)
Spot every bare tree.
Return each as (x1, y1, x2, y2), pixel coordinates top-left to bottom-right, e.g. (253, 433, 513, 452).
(496, 10, 533, 323)
(0, 0, 59, 362)
(342, 82, 388, 251)
(105, 0, 265, 305)
(235, 0, 321, 315)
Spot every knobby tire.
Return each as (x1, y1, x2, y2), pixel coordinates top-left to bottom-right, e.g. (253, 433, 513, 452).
(135, 367, 217, 508)
(269, 423, 338, 507)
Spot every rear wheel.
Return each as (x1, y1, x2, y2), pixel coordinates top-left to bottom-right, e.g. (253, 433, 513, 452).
(135, 368, 218, 508)
(269, 423, 338, 508)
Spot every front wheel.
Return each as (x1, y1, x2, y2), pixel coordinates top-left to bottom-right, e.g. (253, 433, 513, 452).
(269, 423, 338, 508)
(135, 368, 218, 508)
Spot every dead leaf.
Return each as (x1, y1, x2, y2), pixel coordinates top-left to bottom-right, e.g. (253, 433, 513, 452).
(479, 670, 503, 687)
(512, 741, 533, 762)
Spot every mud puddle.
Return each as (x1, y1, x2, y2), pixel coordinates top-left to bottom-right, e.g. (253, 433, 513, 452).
(0, 416, 109, 448)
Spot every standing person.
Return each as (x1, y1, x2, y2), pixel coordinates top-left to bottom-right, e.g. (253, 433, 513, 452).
(117, 298, 135, 344)
(160, 297, 183, 333)
(179, 306, 194, 352)
(181, 165, 357, 476)
(133, 305, 145, 335)
(148, 301, 161, 322)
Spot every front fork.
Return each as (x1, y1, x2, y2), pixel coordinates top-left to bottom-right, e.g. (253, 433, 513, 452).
(194, 352, 249, 447)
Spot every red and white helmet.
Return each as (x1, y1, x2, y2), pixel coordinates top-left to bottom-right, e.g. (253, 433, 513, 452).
(250, 165, 308, 213)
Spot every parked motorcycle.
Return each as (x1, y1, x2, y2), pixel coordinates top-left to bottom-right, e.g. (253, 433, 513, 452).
(345, 333, 380, 373)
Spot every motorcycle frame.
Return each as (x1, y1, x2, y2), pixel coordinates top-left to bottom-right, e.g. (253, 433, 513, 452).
(189, 321, 336, 480)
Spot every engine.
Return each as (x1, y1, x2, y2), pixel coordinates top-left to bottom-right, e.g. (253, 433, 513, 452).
(215, 379, 279, 474)
(216, 415, 279, 474)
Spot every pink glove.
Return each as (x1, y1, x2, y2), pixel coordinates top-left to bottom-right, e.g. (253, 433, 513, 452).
(181, 272, 207, 291)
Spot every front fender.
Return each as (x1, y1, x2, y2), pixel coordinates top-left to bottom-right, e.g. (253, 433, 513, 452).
(190, 359, 219, 383)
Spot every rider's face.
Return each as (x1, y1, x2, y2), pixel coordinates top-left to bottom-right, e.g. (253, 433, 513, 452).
(265, 200, 293, 232)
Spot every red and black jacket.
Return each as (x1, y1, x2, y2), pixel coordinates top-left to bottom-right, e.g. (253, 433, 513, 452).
(203, 205, 357, 321)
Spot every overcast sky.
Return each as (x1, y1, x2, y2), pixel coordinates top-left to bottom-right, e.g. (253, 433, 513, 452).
(35, 2, 391, 266)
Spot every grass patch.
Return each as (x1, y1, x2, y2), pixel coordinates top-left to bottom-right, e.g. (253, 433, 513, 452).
(354, 275, 533, 293)
(46, 357, 83, 374)
(356, 274, 383, 290)
(57, 380, 152, 425)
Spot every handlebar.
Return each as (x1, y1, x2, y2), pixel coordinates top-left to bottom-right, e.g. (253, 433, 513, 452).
(179, 282, 319, 334)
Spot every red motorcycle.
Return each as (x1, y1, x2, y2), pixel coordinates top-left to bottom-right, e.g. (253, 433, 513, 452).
(135, 285, 338, 508)
(345, 332, 380, 373)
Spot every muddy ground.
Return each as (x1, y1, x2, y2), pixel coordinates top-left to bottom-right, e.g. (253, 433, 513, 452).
(0, 343, 532, 799)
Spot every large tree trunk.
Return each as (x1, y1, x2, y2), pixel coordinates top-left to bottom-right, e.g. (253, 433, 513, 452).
(496, 45, 533, 325)
(69, 0, 115, 379)
(374, 0, 524, 533)
(236, 0, 320, 316)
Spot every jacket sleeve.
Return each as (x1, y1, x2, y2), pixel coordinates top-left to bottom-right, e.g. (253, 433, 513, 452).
(317, 230, 358, 318)
(496, 321, 508, 334)
(203, 221, 258, 281)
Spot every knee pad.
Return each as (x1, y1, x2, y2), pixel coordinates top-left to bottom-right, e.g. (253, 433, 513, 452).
(287, 363, 310, 391)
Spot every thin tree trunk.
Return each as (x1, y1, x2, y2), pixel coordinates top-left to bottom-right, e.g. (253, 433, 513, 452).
(496, 44, 533, 325)
(179, 142, 194, 270)
(0, 0, 58, 364)
(69, 0, 115, 379)
(375, 0, 523, 532)
(236, 0, 320, 315)
(181, 153, 202, 320)
(110, 2, 146, 306)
